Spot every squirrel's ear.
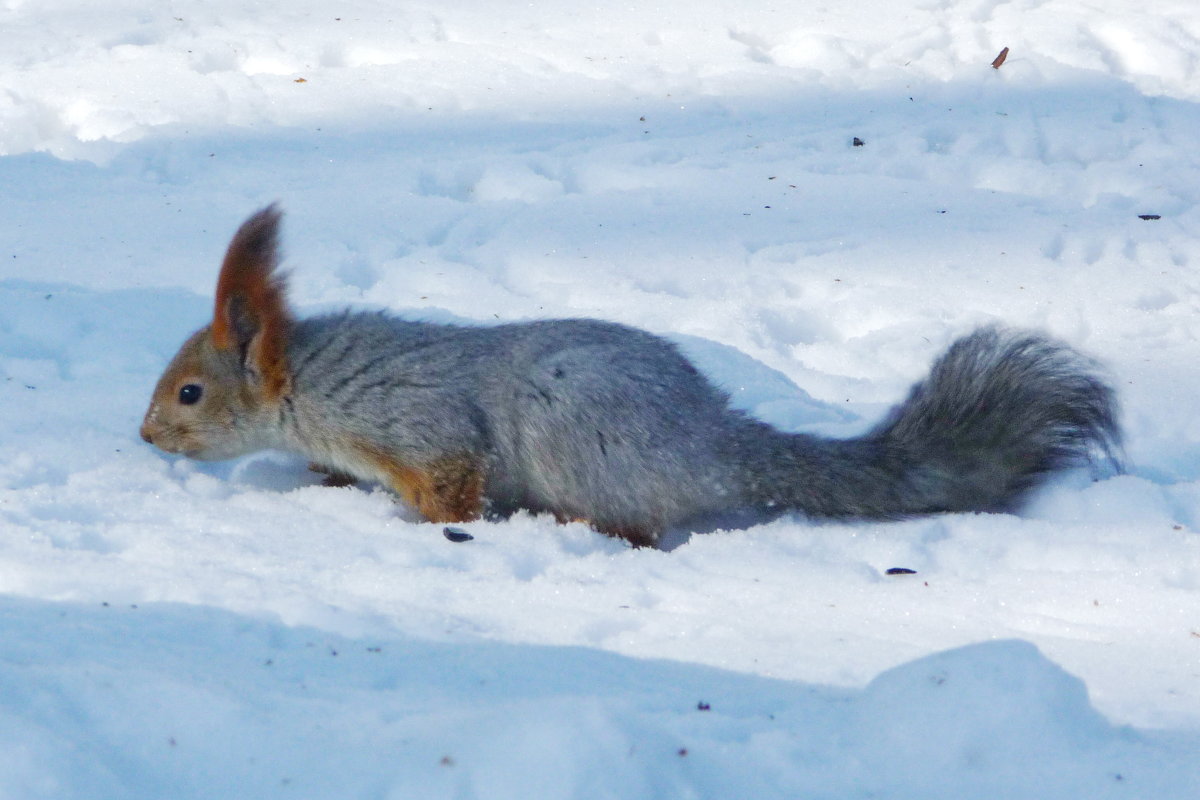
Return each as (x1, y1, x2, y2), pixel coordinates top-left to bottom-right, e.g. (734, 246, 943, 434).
(211, 204, 292, 400)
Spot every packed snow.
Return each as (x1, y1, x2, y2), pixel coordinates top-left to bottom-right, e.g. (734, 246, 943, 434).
(1, 0, 1199, 797)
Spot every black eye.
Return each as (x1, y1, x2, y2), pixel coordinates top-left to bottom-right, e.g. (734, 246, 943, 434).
(178, 384, 203, 405)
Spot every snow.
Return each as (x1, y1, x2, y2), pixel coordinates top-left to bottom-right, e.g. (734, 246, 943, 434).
(4, 603, 1195, 800)
(1, 0, 1199, 796)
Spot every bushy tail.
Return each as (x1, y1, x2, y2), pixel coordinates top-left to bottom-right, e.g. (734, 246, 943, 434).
(731, 327, 1121, 519)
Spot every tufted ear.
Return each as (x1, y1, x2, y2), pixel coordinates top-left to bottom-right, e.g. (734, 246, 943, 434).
(211, 204, 292, 400)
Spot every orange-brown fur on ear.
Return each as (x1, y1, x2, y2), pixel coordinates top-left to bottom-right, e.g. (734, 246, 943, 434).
(211, 204, 292, 401)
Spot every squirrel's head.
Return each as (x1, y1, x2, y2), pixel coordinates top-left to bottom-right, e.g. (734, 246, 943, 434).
(140, 205, 293, 461)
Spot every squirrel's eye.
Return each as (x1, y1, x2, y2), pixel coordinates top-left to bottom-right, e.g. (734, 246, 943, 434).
(178, 384, 203, 405)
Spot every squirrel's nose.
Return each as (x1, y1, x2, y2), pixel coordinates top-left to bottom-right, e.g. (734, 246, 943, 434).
(140, 405, 159, 444)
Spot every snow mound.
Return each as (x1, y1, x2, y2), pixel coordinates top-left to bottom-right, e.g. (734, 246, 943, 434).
(2, 599, 1194, 800)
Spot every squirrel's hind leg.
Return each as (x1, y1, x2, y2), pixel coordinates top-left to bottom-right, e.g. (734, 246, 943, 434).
(582, 518, 660, 549)
(598, 524, 659, 549)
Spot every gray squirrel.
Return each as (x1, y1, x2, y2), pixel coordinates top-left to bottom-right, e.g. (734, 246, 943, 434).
(140, 206, 1121, 547)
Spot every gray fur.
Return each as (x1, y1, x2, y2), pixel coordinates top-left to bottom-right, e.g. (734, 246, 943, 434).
(279, 313, 1121, 539)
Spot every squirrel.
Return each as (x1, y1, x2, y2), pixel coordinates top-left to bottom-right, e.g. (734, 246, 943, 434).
(140, 205, 1121, 547)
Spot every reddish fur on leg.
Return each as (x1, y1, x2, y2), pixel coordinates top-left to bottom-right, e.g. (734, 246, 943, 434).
(352, 442, 485, 523)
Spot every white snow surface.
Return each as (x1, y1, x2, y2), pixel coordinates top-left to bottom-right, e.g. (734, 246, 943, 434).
(2, 0, 1200, 797)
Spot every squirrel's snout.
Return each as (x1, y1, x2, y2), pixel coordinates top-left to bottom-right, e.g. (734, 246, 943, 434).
(140, 403, 160, 446)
